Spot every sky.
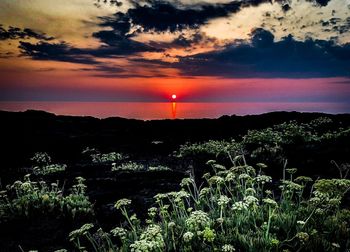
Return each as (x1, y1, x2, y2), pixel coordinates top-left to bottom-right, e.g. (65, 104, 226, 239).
(0, 0, 350, 103)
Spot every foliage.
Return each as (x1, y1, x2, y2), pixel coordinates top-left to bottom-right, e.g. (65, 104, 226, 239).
(176, 117, 350, 166)
(31, 152, 66, 175)
(111, 162, 171, 172)
(82, 147, 126, 164)
(68, 158, 350, 251)
(148, 165, 171, 171)
(0, 175, 93, 222)
(112, 161, 144, 172)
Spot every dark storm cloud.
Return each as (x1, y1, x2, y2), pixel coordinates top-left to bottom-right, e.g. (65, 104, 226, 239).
(18, 41, 98, 64)
(178, 29, 350, 78)
(19, 30, 161, 64)
(92, 30, 161, 55)
(136, 28, 350, 78)
(149, 32, 217, 49)
(97, 0, 274, 35)
(0, 25, 53, 41)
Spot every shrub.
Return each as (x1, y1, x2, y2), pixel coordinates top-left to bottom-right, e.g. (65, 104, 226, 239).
(68, 159, 350, 251)
(0, 175, 93, 222)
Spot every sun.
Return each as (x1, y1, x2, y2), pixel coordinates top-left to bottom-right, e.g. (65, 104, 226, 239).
(171, 94, 177, 100)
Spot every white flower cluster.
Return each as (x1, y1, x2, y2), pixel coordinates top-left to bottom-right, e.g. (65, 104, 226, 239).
(115, 198, 132, 209)
(225, 172, 236, 182)
(185, 210, 210, 231)
(217, 195, 231, 206)
(231, 201, 248, 211)
(199, 187, 210, 199)
(245, 188, 256, 195)
(180, 177, 194, 187)
(208, 176, 225, 185)
(172, 190, 190, 203)
(69, 223, 94, 241)
(148, 207, 158, 218)
(244, 195, 259, 206)
(130, 225, 165, 252)
(238, 173, 251, 180)
(222, 244, 236, 252)
(255, 175, 272, 184)
(110, 227, 127, 240)
(183, 231, 194, 242)
(263, 198, 278, 208)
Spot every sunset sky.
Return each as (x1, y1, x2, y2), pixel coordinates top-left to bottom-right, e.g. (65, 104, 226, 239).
(0, 0, 350, 103)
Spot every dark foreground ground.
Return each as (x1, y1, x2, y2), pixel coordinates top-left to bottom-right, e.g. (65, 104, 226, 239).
(0, 110, 350, 251)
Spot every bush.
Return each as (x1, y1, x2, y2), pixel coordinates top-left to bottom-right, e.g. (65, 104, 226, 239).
(68, 159, 350, 251)
(0, 175, 93, 222)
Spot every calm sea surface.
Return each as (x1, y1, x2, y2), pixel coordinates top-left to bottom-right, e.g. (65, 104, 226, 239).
(0, 102, 349, 120)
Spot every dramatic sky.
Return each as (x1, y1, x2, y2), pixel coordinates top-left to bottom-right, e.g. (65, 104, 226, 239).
(0, 0, 350, 102)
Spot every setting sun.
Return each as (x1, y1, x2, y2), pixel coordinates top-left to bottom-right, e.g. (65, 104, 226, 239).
(171, 94, 177, 100)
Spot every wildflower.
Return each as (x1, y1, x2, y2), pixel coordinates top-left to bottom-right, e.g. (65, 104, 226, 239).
(199, 187, 210, 199)
(270, 238, 279, 246)
(217, 195, 231, 206)
(154, 193, 168, 203)
(265, 190, 272, 195)
(168, 222, 175, 229)
(263, 198, 278, 208)
(160, 205, 170, 215)
(130, 240, 159, 252)
(296, 232, 309, 243)
(281, 180, 303, 192)
(174, 190, 190, 203)
(225, 172, 236, 182)
(232, 201, 248, 211)
(297, 220, 305, 225)
(115, 198, 132, 209)
(202, 227, 216, 242)
(110, 227, 127, 240)
(286, 168, 298, 174)
(202, 173, 211, 180)
(208, 176, 225, 185)
(255, 175, 272, 184)
(186, 210, 210, 231)
(245, 188, 256, 195)
(69, 223, 94, 241)
(41, 194, 50, 202)
(206, 160, 216, 165)
(180, 177, 194, 187)
(244, 195, 259, 206)
(148, 207, 158, 218)
(214, 164, 226, 170)
(294, 176, 313, 184)
(183, 232, 194, 242)
(222, 244, 236, 252)
(238, 173, 251, 180)
(256, 163, 268, 169)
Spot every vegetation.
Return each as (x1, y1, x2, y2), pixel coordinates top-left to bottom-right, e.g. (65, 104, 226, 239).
(68, 158, 350, 251)
(0, 175, 93, 222)
(31, 152, 67, 175)
(82, 147, 126, 164)
(1, 116, 349, 251)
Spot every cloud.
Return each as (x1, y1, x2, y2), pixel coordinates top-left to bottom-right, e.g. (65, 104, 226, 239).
(92, 30, 162, 55)
(0, 25, 53, 41)
(18, 41, 98, 65)
(97, 0, 273, 34)
(19, 29, 161, 64)
(138, 28, 350, 78)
